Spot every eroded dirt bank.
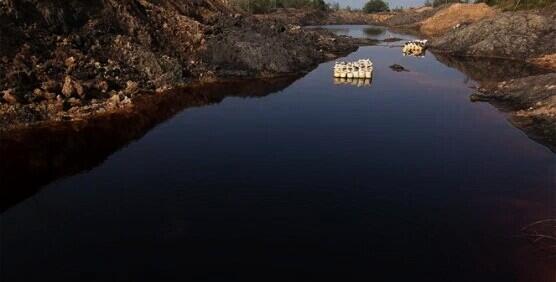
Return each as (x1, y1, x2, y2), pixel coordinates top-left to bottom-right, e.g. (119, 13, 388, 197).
(0, 0, 374, 129)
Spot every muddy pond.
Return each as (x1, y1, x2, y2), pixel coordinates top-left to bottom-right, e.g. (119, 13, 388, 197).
(0, 26, 554, 281)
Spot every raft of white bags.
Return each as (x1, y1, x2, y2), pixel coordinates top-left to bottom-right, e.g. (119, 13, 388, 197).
(333, 59, 373, 79)
(402, 40, 428, 57)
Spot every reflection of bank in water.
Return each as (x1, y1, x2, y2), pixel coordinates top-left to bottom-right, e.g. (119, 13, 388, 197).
(333, 77, 372, 87)
(0, 77, 298, 213)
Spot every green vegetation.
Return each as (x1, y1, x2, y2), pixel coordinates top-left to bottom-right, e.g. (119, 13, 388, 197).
(230, 0, 328, 14)
(363, 0, 390, 13)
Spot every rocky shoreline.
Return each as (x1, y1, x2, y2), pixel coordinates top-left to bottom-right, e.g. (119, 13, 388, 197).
(0, 0, 375, 131)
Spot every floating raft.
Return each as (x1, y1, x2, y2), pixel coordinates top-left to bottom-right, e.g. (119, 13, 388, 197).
(333, 59, 373, 79)
(402, 40, 428, 57)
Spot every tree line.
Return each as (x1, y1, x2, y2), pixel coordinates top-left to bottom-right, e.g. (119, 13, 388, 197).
(229, 0, 553, 14)
(228, 0, 393, 13)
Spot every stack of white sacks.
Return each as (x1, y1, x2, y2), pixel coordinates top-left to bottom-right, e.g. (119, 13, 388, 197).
(402, 40, 428, 56)
(333, 59, 373, 79)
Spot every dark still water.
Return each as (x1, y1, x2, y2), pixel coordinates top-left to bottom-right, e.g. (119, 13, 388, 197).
(1, 26, 555, 282)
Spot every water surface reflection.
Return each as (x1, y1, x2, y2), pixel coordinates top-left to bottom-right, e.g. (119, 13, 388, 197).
(0, 78, 297, 212)
(0, 26, 554, 282)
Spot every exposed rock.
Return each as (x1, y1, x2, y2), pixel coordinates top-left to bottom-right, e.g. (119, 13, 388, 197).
(125, 81, 139, 95)
(472, 73, 556, 109)
(0, 0, 370, 128)
(96, 81, 109, 93)
(62, 76, 75, 98)
(67, 97, 81, 107)
(41, 80, 59, 93)
(65, 57, 77, 71)
(390, 64, 409, 72)
(32, 88, 43, 99)
(528, 54, 556, 71)
(201, 18, 366, 78)
(2, 89, 18, 104)
(108, 94, 121, 106)
(74, 81, 85, 98)
(431, 8, 556, 60)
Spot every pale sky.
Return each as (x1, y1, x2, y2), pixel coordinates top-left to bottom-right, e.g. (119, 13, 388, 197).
(327, 0, 425, 9)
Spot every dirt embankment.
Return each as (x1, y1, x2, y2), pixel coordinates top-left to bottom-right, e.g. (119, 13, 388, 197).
(383, 4, 496, 36)
(419, 3, 496, 36)
(0, 0, 371, 130)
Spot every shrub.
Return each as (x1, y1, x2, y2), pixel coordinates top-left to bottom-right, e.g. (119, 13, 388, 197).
(363, 0, 390, 13)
